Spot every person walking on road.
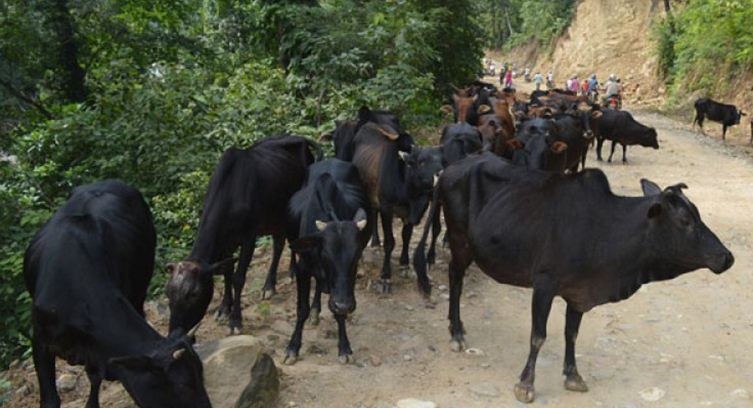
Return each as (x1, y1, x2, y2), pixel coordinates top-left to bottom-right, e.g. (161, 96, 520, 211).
(533, 72, 543, 91)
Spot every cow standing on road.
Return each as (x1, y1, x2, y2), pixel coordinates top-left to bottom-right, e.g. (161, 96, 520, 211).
(436, 153, 733, 403)
(693, 97, 746, 140)
(25, 180, 211, 408)
(595, 109, 659, 163)
(166, 135, 319, 335)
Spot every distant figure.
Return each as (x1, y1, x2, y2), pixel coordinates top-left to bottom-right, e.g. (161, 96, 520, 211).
(546, 71, 554, 89)
(569, 76, 580, 93)
(504, 69, 513, 88)
(566, 77, 572, 90)
(581, 79, 589, 96)
(533, 72, 543, 91)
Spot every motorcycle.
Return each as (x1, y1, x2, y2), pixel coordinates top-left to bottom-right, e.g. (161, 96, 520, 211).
(605, 94, 621, 110)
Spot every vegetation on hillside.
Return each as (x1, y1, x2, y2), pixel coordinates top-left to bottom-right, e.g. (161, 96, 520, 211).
(0, 0, 482, 368)
(473, 0, 576, 50)
(654, 0, 753, 100)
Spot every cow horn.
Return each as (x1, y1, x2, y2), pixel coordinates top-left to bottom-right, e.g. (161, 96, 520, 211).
(433, 174, 440, 187)
(376, 126, 399, 140)
(315, 220, 328, 231)
(187, 322, 202, 338)
(172, 348, 186, 360)
(356, 219, 367, 231)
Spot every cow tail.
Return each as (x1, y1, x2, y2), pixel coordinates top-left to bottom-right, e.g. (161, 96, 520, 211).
(412, 185, 441, 298)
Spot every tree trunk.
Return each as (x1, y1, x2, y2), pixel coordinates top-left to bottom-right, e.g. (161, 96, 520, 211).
(47, 0, 87, 102)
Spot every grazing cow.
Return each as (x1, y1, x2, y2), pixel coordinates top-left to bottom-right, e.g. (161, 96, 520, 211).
(24, 180, 210, 408)
(352, 115, 443, 293)
(693, 97, 746, 140)
(283, 159, 371, 365)
(166, 135, 318, 334)
(595, 109, 659, 162)
(437, 153, 733, 403)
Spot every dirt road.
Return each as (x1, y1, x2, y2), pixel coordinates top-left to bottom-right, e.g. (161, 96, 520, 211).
(6, 84, 753, 408)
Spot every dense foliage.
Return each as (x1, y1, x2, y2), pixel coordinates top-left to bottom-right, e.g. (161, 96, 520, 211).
(655, 0, 753, 98)
(472, 0, 576, 49)
(0, 0, 482, 368)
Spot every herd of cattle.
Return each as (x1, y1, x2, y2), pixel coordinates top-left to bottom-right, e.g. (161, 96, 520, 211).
(23, 81, 735, 407)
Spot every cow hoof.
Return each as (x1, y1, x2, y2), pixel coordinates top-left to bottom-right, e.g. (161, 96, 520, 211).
(378, 280, 392, 294)
(214, 308, 230, 322)
(564, 374, 589, 392)
(261, 288, 276, 300)
(513, 382, 535, 403)
(450, 339, 466, 352)
(309, 308, 320, 326)
(283, 352, 298, 366)
(229, 326, 242, 336)
(338, 354, 353, 365)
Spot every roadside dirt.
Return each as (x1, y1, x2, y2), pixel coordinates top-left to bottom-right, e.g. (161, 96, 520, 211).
(5, 80, 753, 408)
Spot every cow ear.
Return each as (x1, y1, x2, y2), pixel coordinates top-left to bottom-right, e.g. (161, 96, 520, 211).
(440, 105, 453, 114)
(647, 203, 663, 219)
(506, 138, 524, 149)
(398, 151, 411, 162)
(376, 126, 399, 140)
(550, 141, 568, 153)
(290, 235, 323, 254)
(208, 257, 237, 276)
(353, 208, 367, 231)
(477, 104, 491, 114)
(165, 262, 177, 274)
(640, 179, 662, 196)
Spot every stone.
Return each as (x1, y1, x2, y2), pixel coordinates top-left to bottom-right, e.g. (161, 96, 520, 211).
(234, 354, 279, 408)
(396, 399, 437, 408)
(469, 382, 500, 398)
(195, 335, 268, 408)
(639, 387, 666, 402)
(370, 355, 383, 367)
(731, 388, 750, 399)
(56, 373, 77, 393)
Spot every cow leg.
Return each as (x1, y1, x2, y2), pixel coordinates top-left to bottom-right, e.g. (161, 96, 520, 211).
(309, 277, 322, 326)
(261, 233, 285, 300)
(84, 366, 103, 408)
(335, 314, 353, 364)
(722, 125, 727, 141)
(563, 303, 588, 392)
(426, 203, 442, 266)
(284, 260, 311, 365)
(514, 285, 555, 403)
(378, 210, 395, 293)
(622, 144, 628, 163)
(369, 209, 381, 247)
(596, 137, 604, 161)
(448, 234, 473, 352)
(608, 141, 616, 163)
(229, 241, 255, 334)
(32, 334, 60, 408)
(214, 251, 235, 322)
(399, 222, 412, 267)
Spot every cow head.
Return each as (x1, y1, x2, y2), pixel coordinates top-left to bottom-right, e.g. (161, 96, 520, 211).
(513, 118, 568, 171)
(165, 258, 235, 332)
(399, 146, 443, 225)
(109, 327, 211, 408)
(642, 127, 660, 149)
(641, 179, 734, 274)
(737, 110, 747, 124)
(290, 209, 368, 315)
(451, 92, 479, 125)
(358, 106, 414, 151)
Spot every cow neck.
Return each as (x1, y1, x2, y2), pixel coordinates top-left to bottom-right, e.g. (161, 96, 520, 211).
(188, 199, 229, 263)
(379, 145, 409, 204)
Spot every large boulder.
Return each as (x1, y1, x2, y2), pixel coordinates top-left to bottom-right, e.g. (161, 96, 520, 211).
(196, 335, 279, 408)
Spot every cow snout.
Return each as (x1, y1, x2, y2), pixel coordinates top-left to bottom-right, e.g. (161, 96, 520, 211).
(709, 251, 734, 274)
(329, 299, 356, 315)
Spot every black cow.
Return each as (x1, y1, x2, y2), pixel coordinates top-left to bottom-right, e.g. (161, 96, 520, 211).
(166, 135, 318, 334)
(283, 158, 371, 365)
(693, 97, 746, 140)
(510, 118, 570, 171)
(550, 110, 602, 172)
(352, 116, 443, 293)
(437, 153, 733, 403)
(595, 109, 659, 162)
(24, 180, 210, 408)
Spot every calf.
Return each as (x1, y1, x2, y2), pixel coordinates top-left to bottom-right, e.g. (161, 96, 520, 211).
(24, 180, 210, 408)
(595, 109, 659, 162)
(352, 117, 443, 293)
(693, 97, 746, 140)
(438, 153, 733, 403)
(166, 135, 318, 334)
(283, 159, 371, 365)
